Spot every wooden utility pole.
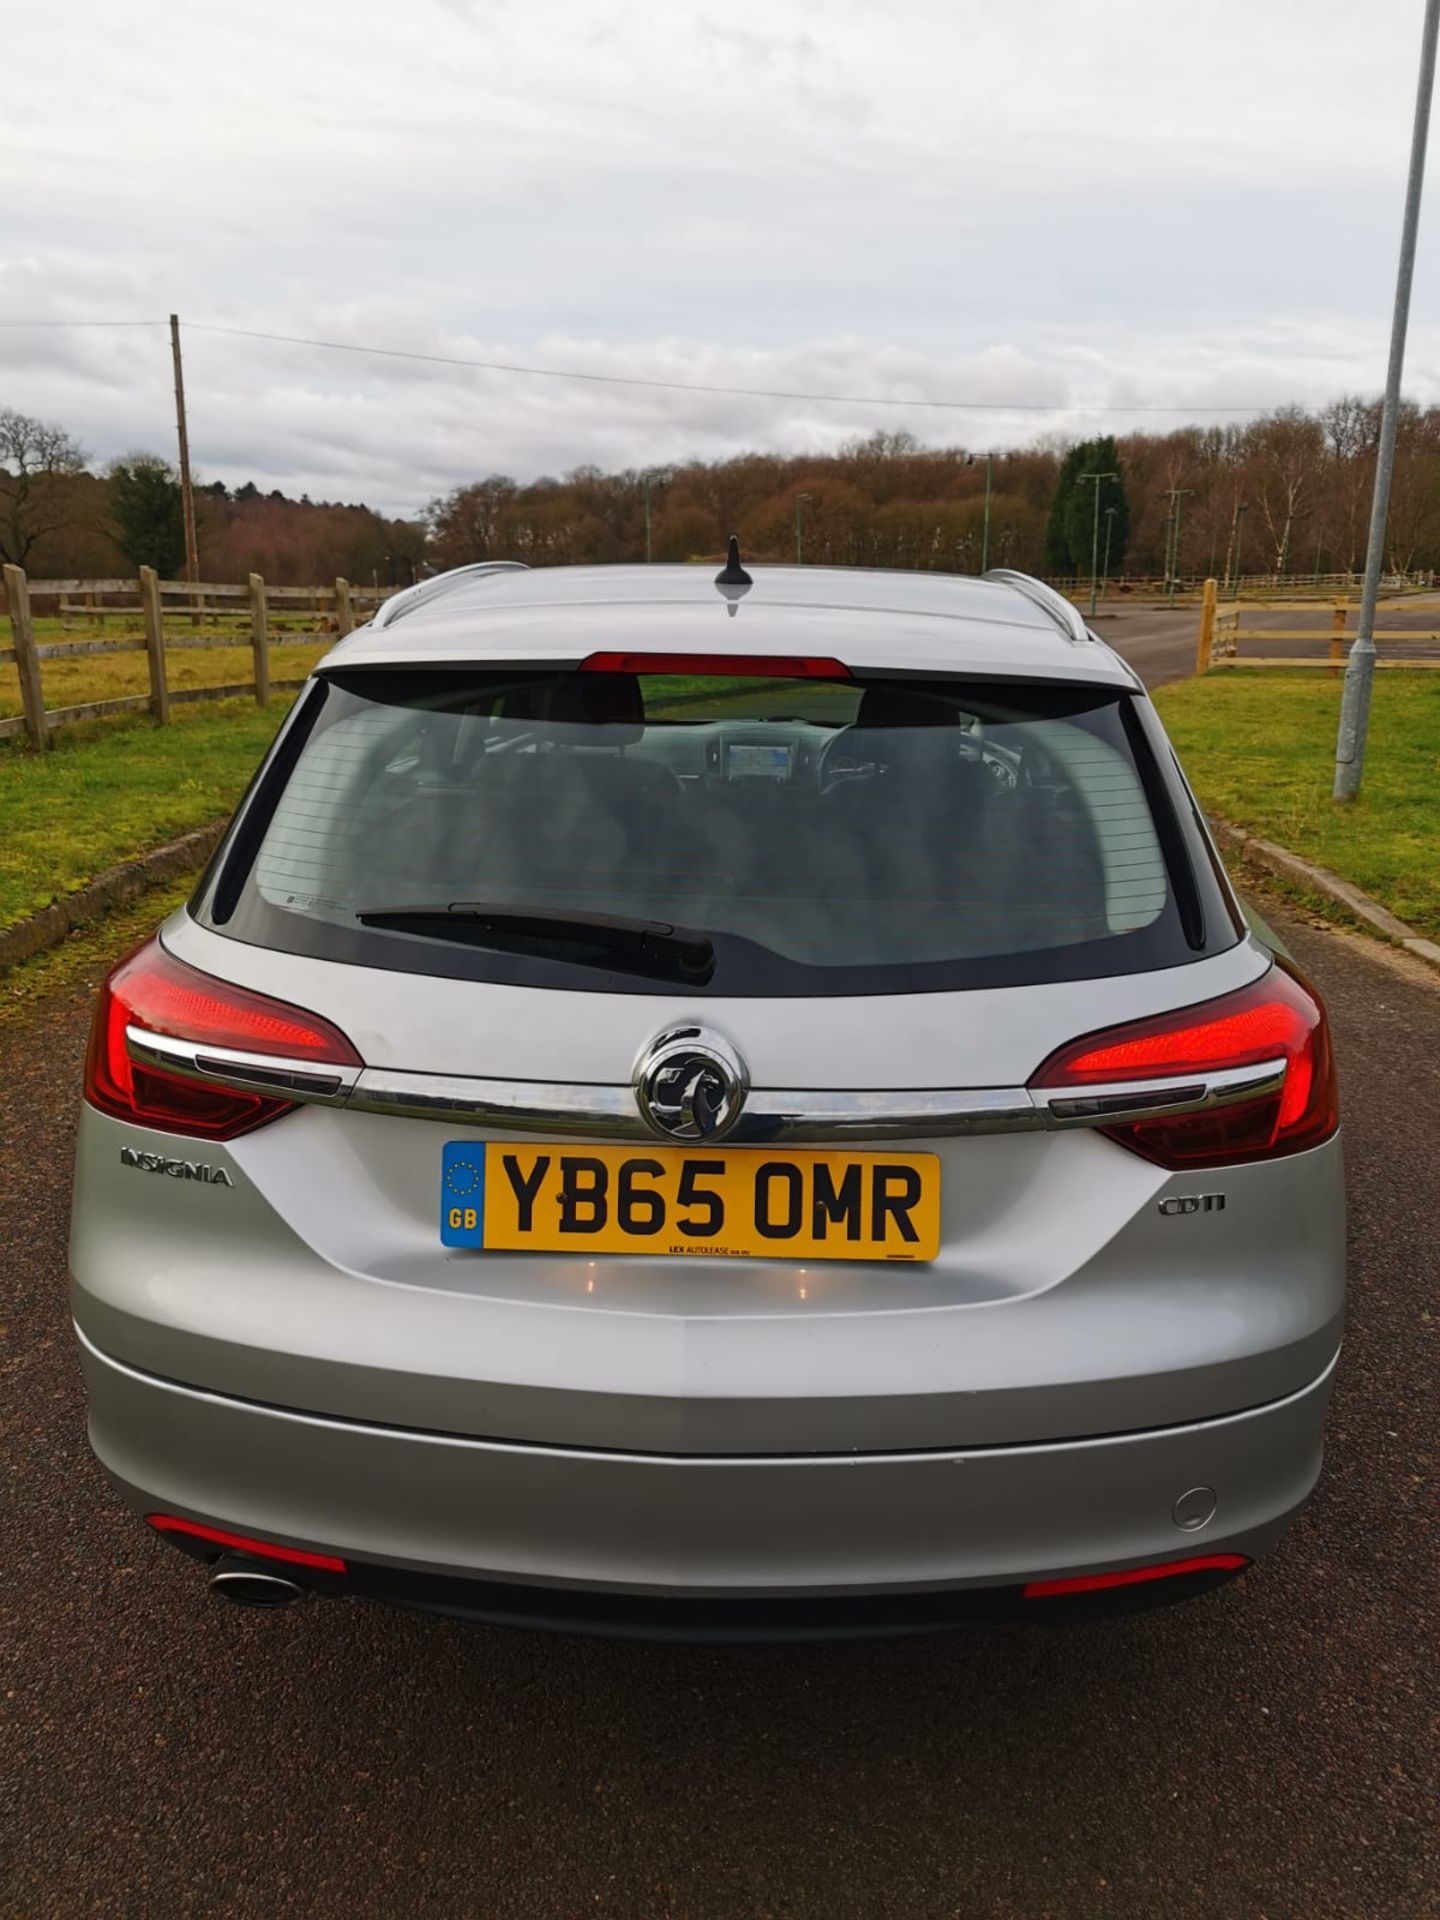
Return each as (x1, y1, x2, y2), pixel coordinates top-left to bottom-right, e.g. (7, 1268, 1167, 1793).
(169, 314, 200, 585)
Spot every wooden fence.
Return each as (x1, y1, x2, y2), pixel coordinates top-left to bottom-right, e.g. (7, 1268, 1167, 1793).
(1054, 571, 1436, 609)
(1194, 578, 1440, 672)
(1, 567, 394, 748)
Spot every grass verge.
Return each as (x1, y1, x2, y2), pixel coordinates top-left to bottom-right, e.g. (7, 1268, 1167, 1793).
(0, 699, 289, 930)
(1152, 670, 1440, 940)
(0, 875, 192, 1043)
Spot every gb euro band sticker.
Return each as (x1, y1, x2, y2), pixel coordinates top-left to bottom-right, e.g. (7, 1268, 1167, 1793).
(441, 1143, 488, 1246)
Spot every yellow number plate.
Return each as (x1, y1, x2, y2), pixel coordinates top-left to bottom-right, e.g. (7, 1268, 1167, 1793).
(440, 1141, 939, 1262)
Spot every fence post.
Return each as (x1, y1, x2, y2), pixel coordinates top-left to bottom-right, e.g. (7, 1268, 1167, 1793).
(334, 576, 354, 637)
(1329, 598, 1347, 668)
(249, 573, 270, 706)
(139, 565, 170, 724)
(1195, 576, 1218, 674)
(3, 563, 48, 750)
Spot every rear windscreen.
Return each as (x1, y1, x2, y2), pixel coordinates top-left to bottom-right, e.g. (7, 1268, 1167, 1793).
(203, 667, 1229, 996)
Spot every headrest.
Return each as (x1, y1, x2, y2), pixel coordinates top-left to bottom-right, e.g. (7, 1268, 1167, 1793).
(542, 673, 645, 743)
(854, 686, 960, 730)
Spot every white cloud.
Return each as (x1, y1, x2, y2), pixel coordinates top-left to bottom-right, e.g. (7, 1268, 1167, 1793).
(2, 0, 1437, 512)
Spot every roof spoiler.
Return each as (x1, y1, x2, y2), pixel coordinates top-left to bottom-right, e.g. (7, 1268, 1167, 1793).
(371, 561, 528, 631)
(982, 569, 1093, 645)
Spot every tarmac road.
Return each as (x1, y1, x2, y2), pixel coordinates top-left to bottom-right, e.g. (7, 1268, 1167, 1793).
(1095, 592, 1440, 687)
(2, 887, 1436, 1919)
(1091, 605, 1198, 686)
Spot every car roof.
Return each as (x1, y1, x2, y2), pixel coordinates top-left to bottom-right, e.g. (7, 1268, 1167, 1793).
(319, 563, 1141, 687)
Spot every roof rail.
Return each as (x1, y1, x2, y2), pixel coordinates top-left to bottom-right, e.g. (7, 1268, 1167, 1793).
(982, 569, 1092, 645)
(371, 561, 529, 631)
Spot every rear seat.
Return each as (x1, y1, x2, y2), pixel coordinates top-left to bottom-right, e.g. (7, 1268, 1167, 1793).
(819, 686, 1111, 941)
(360, 675, 690, 899)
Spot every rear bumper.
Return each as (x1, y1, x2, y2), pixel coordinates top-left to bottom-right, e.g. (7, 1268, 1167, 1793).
(77, 1325, 1337, 1635)
(159, 1535, 1254, 1637)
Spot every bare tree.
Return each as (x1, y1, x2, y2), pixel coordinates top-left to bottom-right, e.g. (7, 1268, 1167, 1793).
(425, 474, 518, 566)
(1384, 405, 1440, 574)
(1247, 409, 1325, 577)
(0, 409, 88, 565)
(1319, 395, 1382, 572)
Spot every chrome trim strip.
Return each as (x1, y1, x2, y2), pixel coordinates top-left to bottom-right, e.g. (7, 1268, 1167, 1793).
(345, 1071, 1045, 1142)
(125, 1025, 359, 1104)
(348, 1072, 644, 1136)
(127, 1026, 1289, 1143)
(737, 1087, 1043, 1143)
(344, 1066, 1286, 1141)
(1040, 1060, 1287, 1128)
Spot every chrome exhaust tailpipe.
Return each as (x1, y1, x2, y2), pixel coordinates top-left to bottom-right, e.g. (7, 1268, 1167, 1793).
(207, 1552, 307, 1608)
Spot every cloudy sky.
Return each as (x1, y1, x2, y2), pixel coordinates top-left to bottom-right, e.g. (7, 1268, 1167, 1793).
(3, 0, 1438, 515)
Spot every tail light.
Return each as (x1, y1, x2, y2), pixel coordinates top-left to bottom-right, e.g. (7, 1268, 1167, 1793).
(84, 936, 361, 1141)
(1029, 960, 1338, 1168)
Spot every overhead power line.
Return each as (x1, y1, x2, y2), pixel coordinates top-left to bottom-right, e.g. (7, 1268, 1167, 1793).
(186, 322, 1275, 414)
(0, 314, 1276, 416)
(0, 318, 165, 328)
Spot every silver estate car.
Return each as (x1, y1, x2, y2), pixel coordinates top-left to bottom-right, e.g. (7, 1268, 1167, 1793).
(70, 551, 1344, 1636)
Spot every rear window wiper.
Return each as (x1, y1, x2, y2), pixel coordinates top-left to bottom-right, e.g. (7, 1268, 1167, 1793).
(355, 901, 715, 983)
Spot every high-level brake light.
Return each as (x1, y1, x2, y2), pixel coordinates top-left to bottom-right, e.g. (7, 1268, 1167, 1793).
(85, 937, 362, 1140)
(1030, 961, 1338, 1167)
(580, 651, 851, 679)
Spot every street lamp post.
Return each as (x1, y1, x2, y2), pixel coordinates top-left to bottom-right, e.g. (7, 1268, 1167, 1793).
(964, 453, 994, 573)
(1223, 497, 1244, 593)
(1078, 472, 1116, 617)
(643, 474, 653, 563)
(795, 494, 812, 566)
(1231, 502, 1248, 597)
(1336, 0, 1439, 799)
(1163, 488, 1194, 607)
(1101, 505, 1117, 604)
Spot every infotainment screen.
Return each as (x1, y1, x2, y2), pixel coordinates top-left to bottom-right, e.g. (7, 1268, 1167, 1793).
(727, 742, 792, 780)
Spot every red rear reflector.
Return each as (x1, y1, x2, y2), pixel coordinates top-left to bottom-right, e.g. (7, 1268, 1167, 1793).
(1024, 1553, 1248, 1598)
(84, 936, 361, 1141)
(580, 651, 850, 679)
(1029, 960, 1338, 1168)
(146, 1514, 347, 1572)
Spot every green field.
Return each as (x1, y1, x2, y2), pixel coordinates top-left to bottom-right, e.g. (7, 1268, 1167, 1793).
(1, 616, 329, 721)
(1153, 670, 1440, 940)
(0, 699, 289, 929)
